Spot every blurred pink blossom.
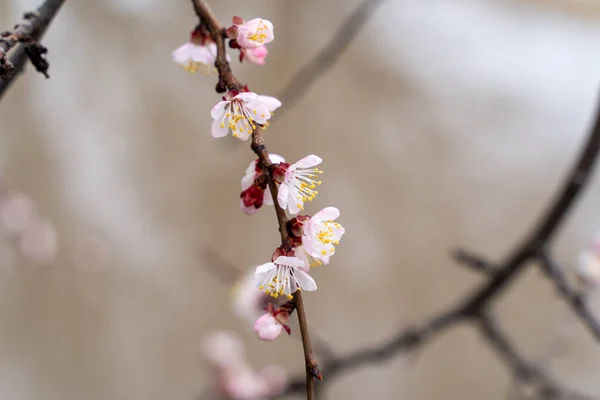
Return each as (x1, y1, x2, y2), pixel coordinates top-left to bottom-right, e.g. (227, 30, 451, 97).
(17, 218, 58, 264)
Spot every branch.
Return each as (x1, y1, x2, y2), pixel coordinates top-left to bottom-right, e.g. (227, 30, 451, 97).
(478, 312, 594, 400)
(284, 92, 600, 397)
(190, 1, 321, 397)
(0, 0, 65, 100)
(453, 248, 499, 276)
(538, 253, 600, 342)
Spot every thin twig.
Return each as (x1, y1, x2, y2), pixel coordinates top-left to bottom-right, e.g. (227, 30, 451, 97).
(478, 312, 594, 400)
(453, 248, 499, 276)
(538, 253, 600, 341)
(0, 0, 65, 99)
(274, 0, 387, 117)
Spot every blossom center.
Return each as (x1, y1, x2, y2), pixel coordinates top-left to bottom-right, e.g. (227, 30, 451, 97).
(288, 166, 322, 210)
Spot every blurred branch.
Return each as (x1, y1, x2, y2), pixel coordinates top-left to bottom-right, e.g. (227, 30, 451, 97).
(0, 0, 65, 100)
(453, 248, 499, 276)
(538, 253, 600, 341)
(274, 0, 386, 118)
(283, 94, 600, 399)
(479, 312, 594, 400)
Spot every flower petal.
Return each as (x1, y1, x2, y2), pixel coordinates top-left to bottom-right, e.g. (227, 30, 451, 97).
(171, 43, 194, 64)
(294, 270, 317, 291)
(211, 117, 229, 138)
(269, 153, 285, 164)
(255, 262, 276, 275)
(295, 155, 322, 169)
(211, 101, 229, 119)
(313, 207, 339, 221)
(257, 96, 282, 113)
(274, 256, 304, 269)
(277, 184, 289, 209)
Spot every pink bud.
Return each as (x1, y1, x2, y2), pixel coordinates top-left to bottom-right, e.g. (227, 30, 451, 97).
(0, 190, 38, 235)
(254, 313, 283, 341)
(232, 16, 245, 25)
(17, 218, 58, 264)
(242, 45, 268, 65)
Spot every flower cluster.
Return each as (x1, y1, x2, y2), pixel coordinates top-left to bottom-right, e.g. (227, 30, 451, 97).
(173, 16, 275, 73)
(176, 13, 344, 346)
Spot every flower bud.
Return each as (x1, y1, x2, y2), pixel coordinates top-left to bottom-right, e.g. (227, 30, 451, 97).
(254, 313, 283, 341)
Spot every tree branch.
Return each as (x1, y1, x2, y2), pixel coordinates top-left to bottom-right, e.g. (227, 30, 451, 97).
(190, 1, 321, 397)
(0, 0, 65, 100)
(284, 92, 600, 398)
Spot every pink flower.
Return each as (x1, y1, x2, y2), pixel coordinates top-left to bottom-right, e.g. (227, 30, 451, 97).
(302, 207, 345, 264)
(255, 256, 316, 299)
(236, 18, 274, 49)
(211, 92, 272, 140)
(0, 190, 38, 235)
(242, 45, 268, 65)
(254, 304, 291, 341)
(276, 155, 323, 214)
(17, 218, 58, 264)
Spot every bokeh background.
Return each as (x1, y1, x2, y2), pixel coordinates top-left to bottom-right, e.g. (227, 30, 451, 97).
(2, 0, 600, 398)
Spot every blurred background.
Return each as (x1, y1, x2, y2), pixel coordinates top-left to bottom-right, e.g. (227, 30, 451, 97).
(2, 0, 600, 398)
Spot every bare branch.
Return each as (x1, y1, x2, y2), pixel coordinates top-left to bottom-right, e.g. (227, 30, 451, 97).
(274, 0, 387, 118)
(0, 0, 65, 100)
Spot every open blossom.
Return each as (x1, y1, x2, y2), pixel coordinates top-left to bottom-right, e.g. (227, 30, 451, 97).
(276, 155, 322, 214)
(240, 154, 285, 215)
(302, 207, 345, 264)
(255, 256, 316, 299)
(172, 42, 218, 74)
(236, 18, 274, 49)
(241, 45, 268, 65)
(211, 92, 272, 140)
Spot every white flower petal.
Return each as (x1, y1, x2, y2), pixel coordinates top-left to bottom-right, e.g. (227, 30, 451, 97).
(294, 270, 317, 291)
(295, 155, 322, 169)
(269, 153, 285, 164)
(275, 256, 304, 269)
(211, 117, 229, 138)
(236, 92, 259, 102)
(255, 262, 276, 275)
(211, 101, 229, 119)
(171, 43, 194, 64)
(313, 207, 340, 221)
(277, 184, 289, 209)
(257, 96, 282, 113)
